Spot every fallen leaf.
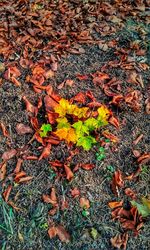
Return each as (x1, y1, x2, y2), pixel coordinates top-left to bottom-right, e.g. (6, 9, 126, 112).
(22, 96, 38, 115)
(80, 197, 90, 209)
(137, 153, 150, 165)
(110, 233, 128, 250)
(102, 130, 119, 143)
(43, 187, 57, 206)
(48, 226, 57, 238)
(17, 176, 33, 183)
(133, 134, 143, 145)
(108, 200, 123, 209)
(0, 122, 10, 137)
(3, 185, 12, 202)
(64, 165, 74, 181)
(16, 123, 33, 135)
(125, 188, 136, 200)
(111, 170, 124, 196)
(2, 149, 17, 161)
(65, 79, 74, 87)
(81, 163, 95, 170)
(39, 143, 51, 160)
(56, 225, 71, 243)
(109, 116, 120, 129)
(70, 188, 80, 198)
(14, 158, 23, 174)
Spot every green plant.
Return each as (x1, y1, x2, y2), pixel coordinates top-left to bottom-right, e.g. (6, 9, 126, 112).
(96, 147, 106, 161)
(39, 123, 52, 137)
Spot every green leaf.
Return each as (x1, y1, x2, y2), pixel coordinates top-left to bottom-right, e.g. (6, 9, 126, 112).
(77, 136, 96, 150)
(84, 118, 99, 131)
(131, 198, 150, 217)
(39, 124, 52, 137)
(90, 228, 98, 239)
(82, 209, 90, 217)
(56, 117, 70, 129)
(72, 121, 89, 137)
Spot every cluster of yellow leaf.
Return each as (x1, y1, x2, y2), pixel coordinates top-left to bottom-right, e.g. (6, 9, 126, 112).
(53, 98, 110, 148)
(54, 98, 88, 118)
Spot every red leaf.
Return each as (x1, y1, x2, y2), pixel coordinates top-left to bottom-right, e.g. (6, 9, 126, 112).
(70, 188, 80, 198)
(11, 76, 21, 87)
(110, 94, 124, 105)
(39, 143, 51, 161)
(137, 153, 150, 165)
(81, 163, 95, 170)
(92, 72, 109, 85)
(48, 227, 57, 238)
(124, 188, 136, 200)
(102, 130, 119, 143)
(14, 158, 23, 174)
(65, 79, 74, 87)
(44, 95, 59, 112)
(64, 165, 74, 181)
(2, 149, 17, 161)
(18, 176, 33, 183)
(111, 170, 124, 196)
(76, 74, 88, 80)
(16, 123, 33, 135)
(49, 160, 63, 167)
(72, 92, 86, 104)
(43, 187, 57, 206)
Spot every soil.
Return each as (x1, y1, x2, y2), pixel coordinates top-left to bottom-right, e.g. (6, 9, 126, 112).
(0, 1, 150, 250)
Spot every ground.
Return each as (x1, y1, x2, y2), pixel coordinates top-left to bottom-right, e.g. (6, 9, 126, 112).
(0, 1, 150, 250)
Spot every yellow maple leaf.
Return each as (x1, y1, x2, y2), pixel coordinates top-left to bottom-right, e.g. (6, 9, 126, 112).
(97, 106, 110, 125)
(54, 128, 77, 143)
(54, 98, 70, 117)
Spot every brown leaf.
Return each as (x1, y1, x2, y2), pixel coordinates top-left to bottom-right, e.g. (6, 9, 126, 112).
(0, 162, 7, 181)
(111, 170, 124, 196)
(76, 74, 88, 81)
(132, 150, 141, 158)
(70, 188, 80, 198)
(14, 158, 23, 174)
(44, 95, 59, 112)
(133, 134, 143, 145)
(3, 185, 12, 202)
(0, 122, 10, 137)
(64, 165, 74, 181)
(43, 188, 57, 206)
(17, 176, 33, 183)
(39, 143, 51, 161)
(56, 225, 71, 243)
(108, 200, 123, 209)
(127, 71, 144, 88)
(92, 72, 109, 86)
(110, 233, 128, 250)
(125, 90, 142, 112)
(80, 197, 90, 209)
(16, 123, 33, 135)
(14, 171, 26, 182)
(72, 92, 86, 104)
(81, 163, 95, 170)
(2, 149, 17, 161)
(65, 79, 74, 87)
(145, 98, 150, 114)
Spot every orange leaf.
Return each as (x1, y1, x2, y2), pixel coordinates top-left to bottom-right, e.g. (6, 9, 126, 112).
(14, 171, 26, 182)
(137, 153, 150, 165)
(109, 116, 120, 129)
(17, 176, 33, 183)
(39, 143, 51, 161)
(111, 170, 124, 196)
(70, 188, 80, 198)
(56, 225, 71, 243)
(80, 197, 90, 209)
(81, 163, 95, 170)
(64, 165, 74, 181)
(22, 96, 38, 115)
(108, 200, 123, 209)
(0, 162, 7, 181)
(48, 226, 57, 238)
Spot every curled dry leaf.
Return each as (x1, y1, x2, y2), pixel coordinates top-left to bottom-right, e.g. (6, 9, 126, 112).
(64, 165, 74, 181)
(56, 225, 71, 243)
(110, 232, 128, 250)
(2, 148, 17, 161)
(70, 187, 80, 198)
(17, 176, 33, 183)
(43, 188, 57, 206)
(102, 130, 119, 143)
(22, 96, 38, 115)
(80, 197, 90, 209)
(109, 116, 120, 129)
(133, 134, 143, 145)
(14, 158, 23, 174)
(125, 90, 142, 112)
(132, 149, 141, 158)
(81, 163, 95, 170)
(44, 95, 59, 112)
(16, 123, 33, 135)
(145, 98, 150, 114)
(48, 226, 57, 238)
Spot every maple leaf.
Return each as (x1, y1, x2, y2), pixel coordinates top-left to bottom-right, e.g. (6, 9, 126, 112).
(131, 197, 150, 217)
(70, 105, 88, 118)
(72, 121, 89, 137)
(97, 106, 110, 126)
(84, 117, 99, 131)
(54, 128, 77, 143)
(39, 124, 52, 137)
(56, 117, 70, 129)
(77, 135, 96, 150)
(54, 98, 70, 117)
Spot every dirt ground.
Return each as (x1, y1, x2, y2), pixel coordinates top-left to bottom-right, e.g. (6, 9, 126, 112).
(0, 1, 150, 250)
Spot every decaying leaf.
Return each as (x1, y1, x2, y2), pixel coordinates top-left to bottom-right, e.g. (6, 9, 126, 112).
(70, 188, 80, 198)
(48, 225, 70, 243)
(2, 148, 17, 161)
(111, 170, 124, 196)
(0, 122, 10, 137)
(108, 200, 123, 209)
(16, 123, 33, 135)
(0, 162, 7, 181)
(64, 165, 74, 181)
(131, 197, 150, 217)
(39, 143, 51, 160)
(81, 163, 95, 170)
